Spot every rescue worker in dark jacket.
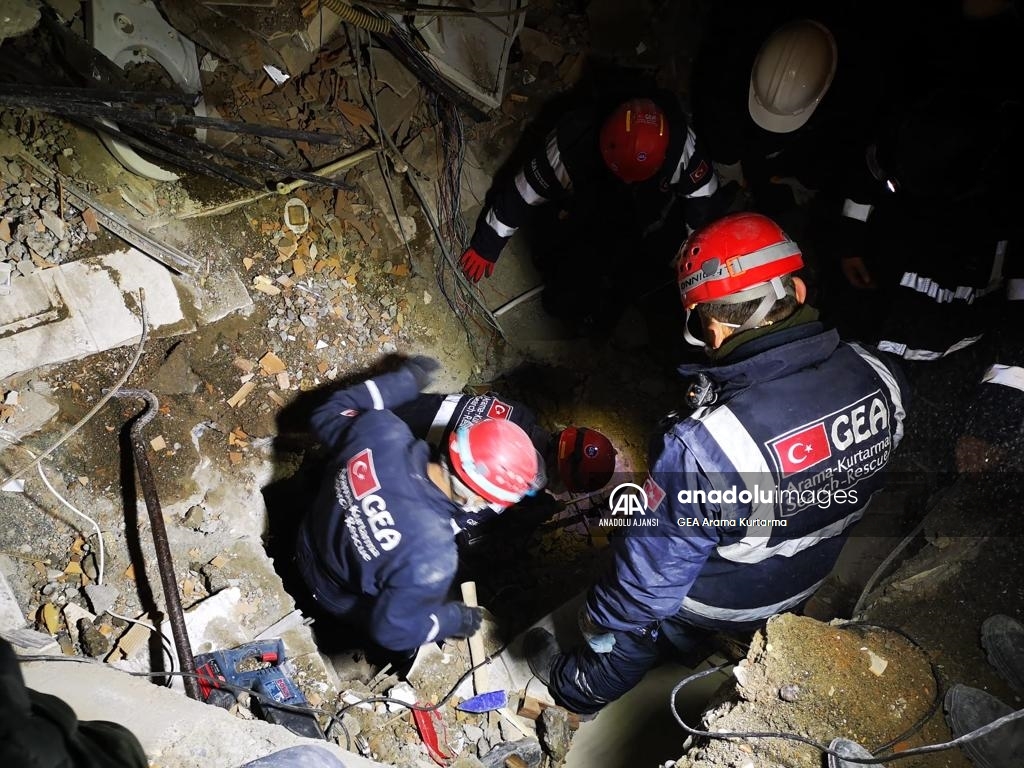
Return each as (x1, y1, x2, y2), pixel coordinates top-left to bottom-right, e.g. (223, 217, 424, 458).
(460, 94, 719, 283)
(459, 93, 721, 335)
(295, 357, 544, 659)
(526, 213, 909, 714)
(690, 6, 883, 226)
(392, 392, 618, 499)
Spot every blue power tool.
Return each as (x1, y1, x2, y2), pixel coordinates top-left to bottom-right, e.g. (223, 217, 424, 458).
(194, 639, 324, 740)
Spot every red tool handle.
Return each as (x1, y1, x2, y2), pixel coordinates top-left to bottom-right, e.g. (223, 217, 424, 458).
(412, 706, 452, 766)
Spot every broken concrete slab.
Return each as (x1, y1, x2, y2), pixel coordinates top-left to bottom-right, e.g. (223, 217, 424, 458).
(371, 48, 420, 99)
(0, 389, 59, 450)
(0, 564, 25, 632)
(0, 249, 194, 381)
(21, 659, 390, 768)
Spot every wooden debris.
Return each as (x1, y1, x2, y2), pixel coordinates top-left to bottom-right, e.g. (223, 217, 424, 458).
(242, 256, 255, 271)
(229, 451, 244, 465)
(252, 275, 281, 295)
(292, 258, 307, 277)
(517, 696, 580, 730)
(209, 554, 229, 568)
(233, 357, 256, 374)
(39, 603, 60, 635)
(227, 380, 257, 407)
(150, 435, 167, 451)
(336, 100, 374, 129)
(267, 391, 287, 407)
(259, 352, 287, 375)
(124, 564, 135, 581)
(106, 613, 157, 662)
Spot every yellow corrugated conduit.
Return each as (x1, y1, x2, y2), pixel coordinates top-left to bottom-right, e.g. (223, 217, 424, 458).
(321, 0, 393, 34)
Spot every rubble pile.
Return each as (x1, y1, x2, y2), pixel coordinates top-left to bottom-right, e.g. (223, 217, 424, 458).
(675, 614, 944, 768)
(0, 159, 96, 283)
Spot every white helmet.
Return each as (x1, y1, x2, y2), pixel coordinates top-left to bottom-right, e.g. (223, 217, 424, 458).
(748, 19, 837, 134)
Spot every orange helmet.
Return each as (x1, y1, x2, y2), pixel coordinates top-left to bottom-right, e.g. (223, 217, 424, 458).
(448, 419, 544, 507)
(599, 99, 670, 183)
(556, 427, 617, 493)
(677, 212, 803, 344)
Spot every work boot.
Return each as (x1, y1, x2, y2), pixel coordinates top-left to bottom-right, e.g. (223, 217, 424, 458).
(828, 738, 884, 768)
(982, 615, 1024, 698)
(524, 628, 560, 687)
(944, 684, 1024, 768)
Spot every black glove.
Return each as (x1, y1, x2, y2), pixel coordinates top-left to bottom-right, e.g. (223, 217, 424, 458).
(404, 355, 442, 389)
(451, 604, 483, 638)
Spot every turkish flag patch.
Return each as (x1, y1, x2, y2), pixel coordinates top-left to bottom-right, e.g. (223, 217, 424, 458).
(486, 399, 512, 420)
(347, 448, 381, 499)
(642, 475, 666, 511)
(689, 159, 709, 184)
(769, 423, 832, 476)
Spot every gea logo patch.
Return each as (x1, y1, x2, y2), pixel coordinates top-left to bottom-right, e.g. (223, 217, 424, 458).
(768, 392, 891, 478)
(347, 448, 381, 500)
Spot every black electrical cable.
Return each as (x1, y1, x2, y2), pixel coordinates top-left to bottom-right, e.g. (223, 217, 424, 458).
(354, 0, 529, 18)
(334, 640, 513, 718)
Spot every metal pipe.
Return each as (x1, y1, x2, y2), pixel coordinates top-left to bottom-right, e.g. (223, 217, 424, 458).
(275, 146, 381, 195)
(113, 388, 201, 700)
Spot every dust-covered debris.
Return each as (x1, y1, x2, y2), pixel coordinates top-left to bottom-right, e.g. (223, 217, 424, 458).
(674, 614, 945, 768)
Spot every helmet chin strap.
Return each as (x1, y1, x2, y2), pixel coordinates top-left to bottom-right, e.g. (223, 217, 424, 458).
(685, 277, 788, 351)
(682, 307, 706, 349)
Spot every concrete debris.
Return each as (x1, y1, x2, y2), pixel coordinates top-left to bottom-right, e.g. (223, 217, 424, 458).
(480, 738, 543, 768)
(0, 173, 89, 274)
(78, 618, 111, 657)
(537, 706, 574, 762)
(778, 683, 801, 702)
(0, 249, 192, 381)
(0, 388, 58, 448)
(83, 583, 119, 616)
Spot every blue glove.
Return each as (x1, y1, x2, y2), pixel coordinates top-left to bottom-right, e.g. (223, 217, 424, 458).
(578, 608, 615, 654)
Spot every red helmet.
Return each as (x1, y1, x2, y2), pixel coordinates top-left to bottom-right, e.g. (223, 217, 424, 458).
(599, 98, 670, 183)
(448, 419, 543, 507)
(677, 213, 803, 343)
(556, 427, 617, 493)
(677, 212, 803, 307)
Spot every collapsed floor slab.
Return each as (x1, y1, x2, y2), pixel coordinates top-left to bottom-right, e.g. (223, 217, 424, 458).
(20, 657, 390, 768)
(0, 249, 193, 380)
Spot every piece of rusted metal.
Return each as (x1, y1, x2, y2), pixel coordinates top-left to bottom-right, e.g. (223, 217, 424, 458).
(114, 388, 201, 700)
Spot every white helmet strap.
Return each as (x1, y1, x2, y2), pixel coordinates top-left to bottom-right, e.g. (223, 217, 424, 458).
(686, 276, 789, 348)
